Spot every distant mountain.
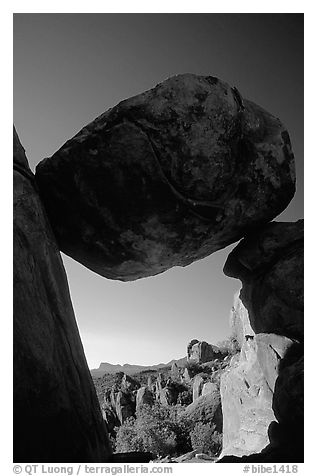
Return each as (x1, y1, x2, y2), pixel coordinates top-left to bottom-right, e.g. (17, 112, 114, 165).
(90, 357, 187, 378)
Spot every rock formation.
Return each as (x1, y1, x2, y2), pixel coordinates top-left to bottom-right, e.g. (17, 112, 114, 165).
(192, 374, 206, 401)
(187, 339, 222, 363)
(102, 405, 120, 436)
(115, 391, 135, 424)
(202, 382, 218, 397)
(219, 221, 304, 462)
(101, 373, 139, 425)
(182, 367, 193, 383)
(13, 127, 111, 462)
(136, 387, 154, 411)
(230, 293, 255, 347)
(184, 388, 223, 433)
(35, 74, 295, 281)
(159, 380, 179, 406)
(224, 220, 303, 341)
(220, 331, 294, 457)
(170, 361, 180, 381)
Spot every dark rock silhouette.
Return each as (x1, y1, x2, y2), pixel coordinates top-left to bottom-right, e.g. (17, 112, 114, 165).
(13, 127, 112, 462)
(35, 74, 295, 281)
(115, 391, 135, 424)
(224, 220, 303, 341)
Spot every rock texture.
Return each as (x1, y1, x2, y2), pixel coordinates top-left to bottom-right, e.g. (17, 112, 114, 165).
(136, 387, 154, 411)
(220, 333, 293, 458)
(192, 374, 206, 401)
(13, 127, 111, 462)
(187, 339, 222, 363)
(224, 220, 304, 341)
(115, 391, 135, 424)
(202, 382, 218, 397)
(230, 293, 255, 347)
(35, 74, 295, 281)
(184, 389, 223, 433)
(220, 221, 304, 462)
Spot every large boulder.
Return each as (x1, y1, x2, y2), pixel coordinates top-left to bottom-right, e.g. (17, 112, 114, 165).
(187, 339, 222, 363)
(224, 220, 303, 341)
(35, 73, 295, 281)
(184, 388, 222, 433)
(13, 127, 111, 462)
(220, 332, 294, 458)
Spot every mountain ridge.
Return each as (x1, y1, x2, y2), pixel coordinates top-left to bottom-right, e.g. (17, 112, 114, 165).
(90, 357, 187, 378)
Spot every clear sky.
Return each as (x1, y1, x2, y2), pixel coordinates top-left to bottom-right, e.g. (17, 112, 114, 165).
(13, 14, 303, 369)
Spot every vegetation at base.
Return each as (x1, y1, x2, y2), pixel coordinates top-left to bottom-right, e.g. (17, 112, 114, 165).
(114, 403, 222, 458)
(190, 421, 222, 456)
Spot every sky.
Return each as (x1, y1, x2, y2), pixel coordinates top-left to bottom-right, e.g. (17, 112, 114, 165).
(13, 14, 303, 369)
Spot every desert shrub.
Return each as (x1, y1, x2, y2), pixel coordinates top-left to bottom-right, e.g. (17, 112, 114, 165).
(190, 421, 222, 456)
(115, 417, 144, 453)
(177, 389, 192, 406)
(115, 403, 193, 457)
(109, 433, 117, 452)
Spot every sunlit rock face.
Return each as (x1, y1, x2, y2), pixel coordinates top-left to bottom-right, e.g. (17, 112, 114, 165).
(187, 339, 222, 364)
(13, 127, 111, 462)
(219, 221, 304, 463)
(35, 73, 295, 281)
(220, 333, 294, 458)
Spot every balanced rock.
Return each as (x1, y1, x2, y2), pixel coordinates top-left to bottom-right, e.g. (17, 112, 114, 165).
(35, 74, 295, 281)
(13, 127, 111, 462)
(224, 220, 303, 341)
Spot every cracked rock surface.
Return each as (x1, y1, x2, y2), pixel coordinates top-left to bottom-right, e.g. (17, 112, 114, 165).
(35, 74, 296, 281)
